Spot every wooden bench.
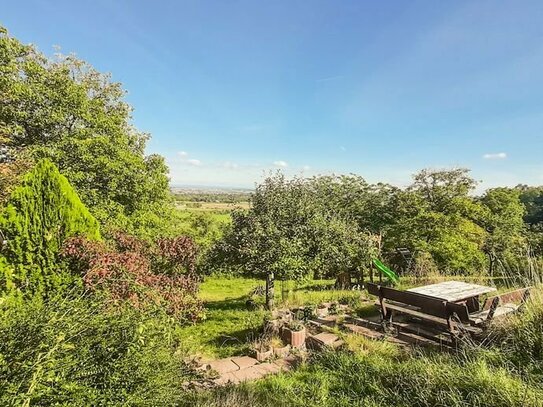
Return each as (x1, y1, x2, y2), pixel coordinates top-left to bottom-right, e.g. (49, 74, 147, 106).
(469, 287, 531, 325)
(367, 283, 475, 335)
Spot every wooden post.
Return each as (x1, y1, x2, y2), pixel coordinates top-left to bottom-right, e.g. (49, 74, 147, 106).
(266, 271, 275, 310)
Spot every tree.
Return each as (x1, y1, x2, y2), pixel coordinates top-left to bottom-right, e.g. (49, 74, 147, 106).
(0, 159, 100, 296)
(517, 185, 543, 226)
(207, 173, 377, 308)
(0, 26, 172, 233)
(386, 169, 488, 274)
(481, 188, 527, 274)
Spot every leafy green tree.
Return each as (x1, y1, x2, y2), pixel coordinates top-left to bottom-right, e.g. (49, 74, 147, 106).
(386, 169, 488, 274)
(517, 185, 543, 226)
(480, 188, 527, 274)
(0, 159, 100, 296)
(208, 174, 376, 308)
(0, 26, 172, 232)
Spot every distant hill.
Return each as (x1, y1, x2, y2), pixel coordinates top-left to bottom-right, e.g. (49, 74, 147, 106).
(171, 185, 254, 195)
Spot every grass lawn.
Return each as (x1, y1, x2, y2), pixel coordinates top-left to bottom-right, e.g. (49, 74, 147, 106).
(182, 288, 543, 407)
(180, 274, 528, 359)
(177, 276, 373, 358)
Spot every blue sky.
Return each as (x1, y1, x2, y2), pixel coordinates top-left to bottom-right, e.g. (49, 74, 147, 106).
(3, 1, 543, 191)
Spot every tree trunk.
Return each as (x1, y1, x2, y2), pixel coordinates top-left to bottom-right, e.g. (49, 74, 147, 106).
(266, 271, 275, 310)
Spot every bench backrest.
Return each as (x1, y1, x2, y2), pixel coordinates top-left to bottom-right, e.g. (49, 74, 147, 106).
(482, 287, 532, 311)
(367, 283, 470, 323)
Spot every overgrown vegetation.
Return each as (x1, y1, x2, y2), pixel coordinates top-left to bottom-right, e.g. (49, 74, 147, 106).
(185, 346, 543, 407)
(0, 297, 191, 406)
(207, 170, 534, 280)
(2, 24, 543, 406)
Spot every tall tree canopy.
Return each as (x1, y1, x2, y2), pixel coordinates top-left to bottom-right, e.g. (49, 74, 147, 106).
(386, 169, 488, 274)
(0, 26, 172, 232)
(208, 169, 538, 279)
(208, 174, 377, 282)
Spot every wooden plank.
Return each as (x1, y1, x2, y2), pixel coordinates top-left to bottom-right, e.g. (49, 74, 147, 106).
(392, 321, 453, 345)
(470, 304, 519, 324)
(367, 283, 471, 322)
(497, 287, 531, 306)
(382, 302, 450, 327)
(482, 287, 531, 311)
(408, 281, 496, 302)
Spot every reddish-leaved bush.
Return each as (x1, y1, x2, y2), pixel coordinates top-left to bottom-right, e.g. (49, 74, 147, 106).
(62, 232, 203, 322)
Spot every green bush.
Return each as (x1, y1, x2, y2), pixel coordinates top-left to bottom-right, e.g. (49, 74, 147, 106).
(490, 291, 543, 380)
(0, 159, 100, 297)
(0, 296, 190, 406)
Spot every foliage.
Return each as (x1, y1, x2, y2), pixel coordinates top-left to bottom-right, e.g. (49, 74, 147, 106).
(0, 134, 32, 207)
(62, 232, 202, 323)
(0, 296, 190, 406)
(173, 191, 252, 204)
(517, 186, 543, 256)
(207, 174, 377, 281)
(0, 26, 174, 234)
(0, 159, 100, 297)
(386, 169, 488, 274)
(480, 188, 527, 274)
(518, 185, 543, 226)
(490, 291, 543, 380)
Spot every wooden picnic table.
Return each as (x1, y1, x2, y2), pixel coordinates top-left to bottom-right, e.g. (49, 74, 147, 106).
(408, 281, 496, 312)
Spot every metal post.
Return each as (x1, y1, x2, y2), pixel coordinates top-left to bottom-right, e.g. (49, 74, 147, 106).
(265, 271, 274, 310)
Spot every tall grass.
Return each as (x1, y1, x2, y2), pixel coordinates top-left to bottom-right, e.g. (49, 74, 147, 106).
(0, 296, 191, 406)
(185, 256, 543, 406)
(185, 343, 543, 407)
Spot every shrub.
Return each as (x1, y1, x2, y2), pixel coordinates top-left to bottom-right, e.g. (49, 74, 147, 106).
(0, 296, 191, 406)
(62, 232, 203, 322)
(490, 290, 543, 379)
(0, 159, 100, 297)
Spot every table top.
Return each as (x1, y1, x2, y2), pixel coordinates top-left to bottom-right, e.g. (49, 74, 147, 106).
(407, 281, 496, 302)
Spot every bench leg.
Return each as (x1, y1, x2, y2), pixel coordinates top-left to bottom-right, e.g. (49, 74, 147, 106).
(518, 290, 531, 312)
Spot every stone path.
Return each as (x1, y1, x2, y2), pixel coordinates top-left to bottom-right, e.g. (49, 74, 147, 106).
(203, 355, 297, 386)
(185, 303, 453, 390)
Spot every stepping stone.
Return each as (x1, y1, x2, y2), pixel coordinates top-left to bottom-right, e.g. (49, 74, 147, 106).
(207, 358, 239, 374)
(306, 332, 340, 350)
(313, 332, 339, 345)
(254, 362, 282, 375)
(213, 371, 240, 385)
(232, 366, 266, 382)
(330, 339, 345, 349)
(274, 355, 297, 371)
(231, 356, 258, 370)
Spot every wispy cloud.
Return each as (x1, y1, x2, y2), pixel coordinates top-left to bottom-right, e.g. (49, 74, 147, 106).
(302, 165, 311, 171)
(316, 75, 343, 83)
(273, 160, 288, 168)
(483, 152, 507, 160)
(178, 151, 188, 158)
(186, 158, 202, 166)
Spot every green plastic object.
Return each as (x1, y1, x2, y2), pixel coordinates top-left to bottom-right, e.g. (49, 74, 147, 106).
(372, 259, 400, 283)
